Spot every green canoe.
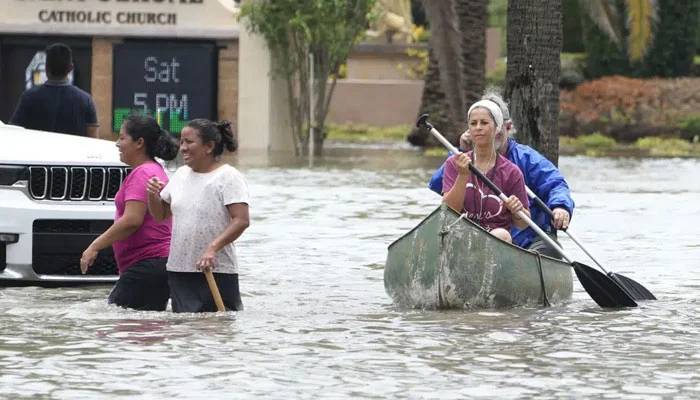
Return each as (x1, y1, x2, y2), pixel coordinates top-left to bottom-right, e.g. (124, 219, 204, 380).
(384, 204, 573, 309)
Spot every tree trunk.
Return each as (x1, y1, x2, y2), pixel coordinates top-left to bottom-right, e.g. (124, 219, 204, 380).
(421, 0, 464, 140)
(407, 48, 452, 146)
(455, 0, 487, 119)
(505, 0, 562, 165)
(410, 0, 487, 147)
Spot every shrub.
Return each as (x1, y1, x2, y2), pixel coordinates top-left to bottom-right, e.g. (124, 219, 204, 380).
(635, 137, 693, 156)
(679, 115, 700, 141)
(559, 76, 700, 140)
(577, 133, 616, 149)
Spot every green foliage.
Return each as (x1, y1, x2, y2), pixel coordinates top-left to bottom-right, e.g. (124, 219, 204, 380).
(560, 53, 586, 88)
(398, 47, 428, 79)
(486, 57, 506, 87)
(488, 0, 507, 29)
(577, 133, 617, 149)
(582, 0, 634, 78)
(582, 0, 700, 78)
(562, 0, 585, 52)
(326, 124, 411, 143)
(679, 114, 700, 141)
(239, 0, 375, 154)
(488, 0, 508, 56)
(635, 137, 693, 156)
(240, 0, 373, 78)
(642, 0, 700, 77)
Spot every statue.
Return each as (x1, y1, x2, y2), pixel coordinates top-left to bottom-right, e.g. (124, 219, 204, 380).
(366, 0, 414, 44)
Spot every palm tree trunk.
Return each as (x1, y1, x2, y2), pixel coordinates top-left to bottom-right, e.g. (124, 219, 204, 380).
(408, 48, 452, 146)
(505, 0, 563, 165)
(455, 0, 487, 117)
(410, 0, 487, 147)
(422, 0, 465, 130)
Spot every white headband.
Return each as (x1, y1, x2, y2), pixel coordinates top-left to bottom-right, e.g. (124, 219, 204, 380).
(467, 100, 504, 132)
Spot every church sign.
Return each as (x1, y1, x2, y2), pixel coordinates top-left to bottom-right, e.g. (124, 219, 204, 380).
(1, 0, 240, 38)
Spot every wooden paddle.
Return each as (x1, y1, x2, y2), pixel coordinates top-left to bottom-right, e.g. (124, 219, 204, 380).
(525, 188, 656, 301)
(417, 114, 638, 308)
(204, 268, 226, 312)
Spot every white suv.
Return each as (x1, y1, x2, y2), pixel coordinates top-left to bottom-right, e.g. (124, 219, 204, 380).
(0, 121, 126, 284)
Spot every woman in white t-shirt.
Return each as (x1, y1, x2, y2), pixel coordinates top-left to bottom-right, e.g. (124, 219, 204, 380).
(146, 119, 250, 312)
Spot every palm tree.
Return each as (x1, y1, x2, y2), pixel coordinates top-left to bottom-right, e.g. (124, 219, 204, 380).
(505, 0, 562, 165)
(582, 0, 698, 78)
(408, 0, 487, 146)
(581, 0, 656, 62)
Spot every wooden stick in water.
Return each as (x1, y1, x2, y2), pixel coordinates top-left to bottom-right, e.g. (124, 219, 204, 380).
(204, 269, 226, 312)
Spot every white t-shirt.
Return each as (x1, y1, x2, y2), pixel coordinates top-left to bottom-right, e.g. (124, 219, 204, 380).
(160, 164, 249, 274)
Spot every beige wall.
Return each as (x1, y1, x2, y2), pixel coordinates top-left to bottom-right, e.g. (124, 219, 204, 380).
(327, 79, 423, 127)
(327, 28, 502, 127)
(346, 28, 501, 81)
(346, 43, 422, 80)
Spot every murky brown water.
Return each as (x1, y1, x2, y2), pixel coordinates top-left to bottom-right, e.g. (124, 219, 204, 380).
(1, 145, 699, 399)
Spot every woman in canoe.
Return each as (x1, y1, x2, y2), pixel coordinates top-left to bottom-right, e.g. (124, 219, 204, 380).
(80, 115, 178, 310)
(442, 99, 530, 243)
(147, 119, 250, 313)
(430, 91, 574, 256)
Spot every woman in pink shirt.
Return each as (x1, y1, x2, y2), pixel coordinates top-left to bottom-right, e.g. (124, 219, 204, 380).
(442, 99, 530, 243)
(80, 115, 178, 310)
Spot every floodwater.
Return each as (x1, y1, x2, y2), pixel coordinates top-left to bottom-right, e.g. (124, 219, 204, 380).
(1, 145, 699, 399)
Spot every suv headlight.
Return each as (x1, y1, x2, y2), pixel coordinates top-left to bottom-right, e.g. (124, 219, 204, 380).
(0, 165, 29, 186)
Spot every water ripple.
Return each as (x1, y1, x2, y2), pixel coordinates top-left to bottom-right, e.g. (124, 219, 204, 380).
(1, 151, 699, 398)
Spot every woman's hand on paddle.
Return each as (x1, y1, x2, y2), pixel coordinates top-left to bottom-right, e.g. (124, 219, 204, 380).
(196, 247, 218, 272)
(454, 153, 472, 177)
(146, 176, 165, 199)
(80, 246, 98, 274)
(504, 195, 525, 215)
(552, 207, 570, 230)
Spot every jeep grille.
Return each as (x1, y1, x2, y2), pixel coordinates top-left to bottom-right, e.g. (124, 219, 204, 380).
(28, 166, 131, 201)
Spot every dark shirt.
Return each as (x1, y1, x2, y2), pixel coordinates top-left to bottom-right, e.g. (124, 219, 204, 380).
(10, 79, 98, 136)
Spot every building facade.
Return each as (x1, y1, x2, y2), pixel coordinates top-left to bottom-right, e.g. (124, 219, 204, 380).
(0, 0, 241, 140)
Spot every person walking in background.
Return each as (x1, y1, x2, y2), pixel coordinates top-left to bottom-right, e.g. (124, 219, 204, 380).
(442, 99, 530, 244)
(11, 42, 99, 138)
(147, 119, 250, 313)
(80, 115, 178, 310)
(429, 90, 575, 257)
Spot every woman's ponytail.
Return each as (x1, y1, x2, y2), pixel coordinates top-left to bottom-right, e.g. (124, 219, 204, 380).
(217, 120, 238, 153)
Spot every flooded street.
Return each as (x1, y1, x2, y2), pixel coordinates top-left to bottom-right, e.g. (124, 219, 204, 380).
(1, 146, 699, 399)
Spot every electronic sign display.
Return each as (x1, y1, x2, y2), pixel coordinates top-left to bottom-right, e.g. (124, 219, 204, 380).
(112, 42, 217, 135)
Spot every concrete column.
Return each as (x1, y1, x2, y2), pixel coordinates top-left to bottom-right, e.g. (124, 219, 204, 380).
(91, 37, 118, 140)
(217, 39, 238, 124)
(237, 16, 294, 152)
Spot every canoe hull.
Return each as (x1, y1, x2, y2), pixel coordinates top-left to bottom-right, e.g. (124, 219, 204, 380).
(384, 205, 573, 309)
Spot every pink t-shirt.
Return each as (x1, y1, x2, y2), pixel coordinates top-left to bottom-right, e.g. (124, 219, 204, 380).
(442, 153, 528, 231)
(112, 161, 171, 274)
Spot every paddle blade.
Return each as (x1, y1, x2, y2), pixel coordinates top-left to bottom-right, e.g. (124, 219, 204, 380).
(572, 262, 638, 308)
(609, 272, 656, 301)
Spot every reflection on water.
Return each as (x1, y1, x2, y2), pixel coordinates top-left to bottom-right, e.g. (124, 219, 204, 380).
(1, 146, 699, 399)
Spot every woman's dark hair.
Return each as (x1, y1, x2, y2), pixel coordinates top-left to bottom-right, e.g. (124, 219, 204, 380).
(186, 118, 238, 156)
(122, 115, 179, 161)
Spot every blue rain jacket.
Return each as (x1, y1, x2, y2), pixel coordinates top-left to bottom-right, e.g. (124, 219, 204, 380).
(428, 137, 575, 248)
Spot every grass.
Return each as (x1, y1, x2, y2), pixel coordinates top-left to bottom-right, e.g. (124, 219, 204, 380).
(560, 134, 700, 157)
(327, 123, 700, 158)
(326, 124, 411, 143)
